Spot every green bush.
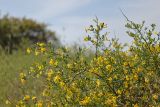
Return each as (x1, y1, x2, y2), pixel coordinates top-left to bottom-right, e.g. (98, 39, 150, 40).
(7, 18, 160, 107)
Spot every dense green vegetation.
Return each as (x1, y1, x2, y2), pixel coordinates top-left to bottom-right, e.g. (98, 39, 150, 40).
(0, 51, 34, 106)
(0, 17, 160, 107)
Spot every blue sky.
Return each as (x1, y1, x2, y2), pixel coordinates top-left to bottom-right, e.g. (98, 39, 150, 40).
(0, 0, 159, 45)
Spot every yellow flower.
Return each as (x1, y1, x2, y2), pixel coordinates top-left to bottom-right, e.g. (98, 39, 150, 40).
(155, 44, 160, 52)
(67, 64, 72, 69)
(19, 73, 26, 84)
(96, 79, 100, 87)
(84, 37, 89, 41)
(59, 81, 65, 88)
(154, 31, 158, 35)
(133, 54, 138, 60)
(37, 42, 45, 47)
(42, 89, 49, 96)
(124, 81, 128, 88)
(104, 60, 109, 65)
(153, 94, 158, 100)
(108, 77, 112, 82)
(142, 61, 146, 65)
(133, 74, 138, 80)
(125, 75, 130, 81)
(47, 69, 54, 80)
(23, 95, 30, 101)
(117, 90, 122, 94)
(66, 89, 73, 100)
(35, 50, 39, 56)
(123, 62, 128, 66)
(80, 96, 91, 105)
(137, 67, 143, 73)
(19, 72, 26, 78)
(113, 75, 117, 79)
(18, 100, 23, 105)
(26, 48, 31, 54)
(106, 65, 112, 72)
(40, 47, 46, 52)
(54, 75, 61, 83)
(5, 100, 11, 104)
(38, 65, 44, 70)
(49, 59, 58, 66)
(144, 77, 149, 83)
(105, 96, 117, 106)
(47, 102, 54, 107)
(97, 56, 104, 64)
(21, 78, 26, 84)
(134, 104, 139, 107)
(123, 70, 128, 74)
(100, 22, 105, 28)
(37, 101, 43, 107)
(32, 96, 37, 100)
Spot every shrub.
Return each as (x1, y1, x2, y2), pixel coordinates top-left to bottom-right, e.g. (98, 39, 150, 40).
(7, 18, 160, 107)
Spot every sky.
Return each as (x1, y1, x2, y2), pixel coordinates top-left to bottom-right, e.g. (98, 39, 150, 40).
(0, 0, 159, 45)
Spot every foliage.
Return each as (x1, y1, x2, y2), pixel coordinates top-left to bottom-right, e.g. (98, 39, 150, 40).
(0, 51, 41, 107)
(6, 18, 160, 107)
(0, 14, 60, 54)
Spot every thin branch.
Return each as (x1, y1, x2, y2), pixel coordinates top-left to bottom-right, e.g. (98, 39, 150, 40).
(119, 8, 130, 22)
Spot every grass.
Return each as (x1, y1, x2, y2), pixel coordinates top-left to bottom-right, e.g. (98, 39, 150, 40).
(0, 51, 38, 106)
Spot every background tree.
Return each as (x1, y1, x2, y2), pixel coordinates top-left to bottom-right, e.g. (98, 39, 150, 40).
(0, 14, 60, 54)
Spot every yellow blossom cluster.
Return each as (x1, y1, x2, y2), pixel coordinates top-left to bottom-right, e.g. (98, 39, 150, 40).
(7, 19, 160, 107)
